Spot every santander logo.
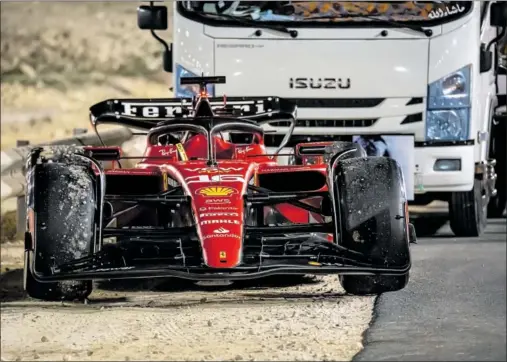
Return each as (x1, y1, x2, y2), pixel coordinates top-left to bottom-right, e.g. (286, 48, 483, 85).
(214, 227, 230, 234)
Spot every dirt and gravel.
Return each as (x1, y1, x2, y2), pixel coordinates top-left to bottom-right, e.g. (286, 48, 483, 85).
(1, 241, 374, 362)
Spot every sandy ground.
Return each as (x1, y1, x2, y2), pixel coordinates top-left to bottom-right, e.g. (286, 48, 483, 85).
(0, 241, 374, 362)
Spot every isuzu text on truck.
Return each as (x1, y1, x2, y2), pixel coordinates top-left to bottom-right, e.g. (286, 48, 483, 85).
(137, 1, 507, 237)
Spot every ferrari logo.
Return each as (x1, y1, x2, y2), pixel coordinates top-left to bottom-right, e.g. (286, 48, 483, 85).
(197, 186, 237, 197)
(219, 251, 227, 259)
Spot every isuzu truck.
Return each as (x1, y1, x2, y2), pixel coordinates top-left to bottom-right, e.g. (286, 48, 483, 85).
(137, 1, 507, 237)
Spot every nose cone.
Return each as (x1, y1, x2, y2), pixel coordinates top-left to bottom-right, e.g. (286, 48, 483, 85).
(176, 162, 252, 268)
(194, 189, 245, 268)
(200, 222, 243, 268)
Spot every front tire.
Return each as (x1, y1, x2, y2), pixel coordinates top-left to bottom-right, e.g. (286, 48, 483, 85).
(24, 149, 96, 301)
(332, 155, 410, 295)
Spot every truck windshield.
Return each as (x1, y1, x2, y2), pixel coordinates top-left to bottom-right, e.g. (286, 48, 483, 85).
(177, 1, 473, 26)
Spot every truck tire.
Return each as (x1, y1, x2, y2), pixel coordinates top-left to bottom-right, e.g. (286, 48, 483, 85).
(333, 156, 410, 295)
(488, 117, 506, 218)
(24, 149, 96, 301)
(449, 177, 488, 237)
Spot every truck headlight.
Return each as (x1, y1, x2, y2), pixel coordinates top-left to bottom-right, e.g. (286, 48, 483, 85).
(174, 64, 215, 98)
(426, 65, 471, 141)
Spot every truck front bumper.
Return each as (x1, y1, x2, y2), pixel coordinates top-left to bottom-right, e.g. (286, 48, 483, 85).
(413, 144, 475, 194)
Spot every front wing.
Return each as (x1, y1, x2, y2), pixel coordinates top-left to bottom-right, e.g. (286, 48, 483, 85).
(26, 191, 411, 284)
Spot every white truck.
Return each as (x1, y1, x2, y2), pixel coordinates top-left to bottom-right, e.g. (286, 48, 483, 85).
(137, 1, 507, 237)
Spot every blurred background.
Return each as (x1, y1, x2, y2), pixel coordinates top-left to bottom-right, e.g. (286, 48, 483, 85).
(1, 1, 173, 150)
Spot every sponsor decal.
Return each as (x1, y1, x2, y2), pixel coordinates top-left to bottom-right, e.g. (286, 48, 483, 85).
(197, 186, 238, 197)
(201, 227, 241, 239)
(214, 227, 230, 234)
(219, 251, 227, 259)
(199, 206, 238, 211)
(200, 212, 239, 218)
(236, 147, 254, 154)
(204, 199, 232, 205)
(159, 148, 177, 156)
(186, 174, 245, 184)
(185, 167, 243, 174)
(202, 233, 240, 240)
(120, 100, 265, 118)
(200, 219, 240, 225)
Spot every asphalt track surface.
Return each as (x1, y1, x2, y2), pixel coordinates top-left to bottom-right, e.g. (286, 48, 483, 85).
(355, 219, 507, 362)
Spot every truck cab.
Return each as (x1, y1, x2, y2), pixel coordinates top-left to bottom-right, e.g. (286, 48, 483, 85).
(138, 1, 507, 237)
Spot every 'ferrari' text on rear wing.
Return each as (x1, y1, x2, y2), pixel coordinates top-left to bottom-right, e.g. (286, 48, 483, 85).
(89, 96, 297, 130)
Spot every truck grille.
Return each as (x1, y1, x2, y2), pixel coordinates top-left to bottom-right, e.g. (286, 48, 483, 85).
(272, 119, 378, 128)
(286, 98, 384, 108)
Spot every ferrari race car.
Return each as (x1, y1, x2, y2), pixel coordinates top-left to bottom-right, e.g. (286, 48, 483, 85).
(23, 76, 416, 301)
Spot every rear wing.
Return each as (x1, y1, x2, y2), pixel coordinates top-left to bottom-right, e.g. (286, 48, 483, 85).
(89, 96, 297, 130)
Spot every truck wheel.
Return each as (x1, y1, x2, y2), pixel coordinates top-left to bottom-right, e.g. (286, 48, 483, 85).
(488, 118, 506, 218)
(449, 178, 487, 237)
(24, 151, 96, 301)
(333, 156, 410, 295)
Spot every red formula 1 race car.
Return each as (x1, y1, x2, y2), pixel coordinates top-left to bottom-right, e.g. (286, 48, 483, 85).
(23, 76, 416, 301)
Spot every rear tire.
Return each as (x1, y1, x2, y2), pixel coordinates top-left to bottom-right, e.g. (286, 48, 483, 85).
(332, 155, 410, 295)
(24, 149, 96, 301)
(449, 178, 487, 237)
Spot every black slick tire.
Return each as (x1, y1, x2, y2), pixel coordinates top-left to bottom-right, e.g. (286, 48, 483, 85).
(24, 150, 96, 301)
(332, 155, 410, 295)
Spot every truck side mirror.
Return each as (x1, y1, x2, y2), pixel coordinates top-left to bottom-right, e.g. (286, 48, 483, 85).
(137, 5, 168, 30)
(490, 2, 507, 27)
(137, 4, 173, 73)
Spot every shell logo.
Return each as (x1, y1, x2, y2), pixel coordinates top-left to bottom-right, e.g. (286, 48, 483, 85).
(196, 186, 237, 197)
